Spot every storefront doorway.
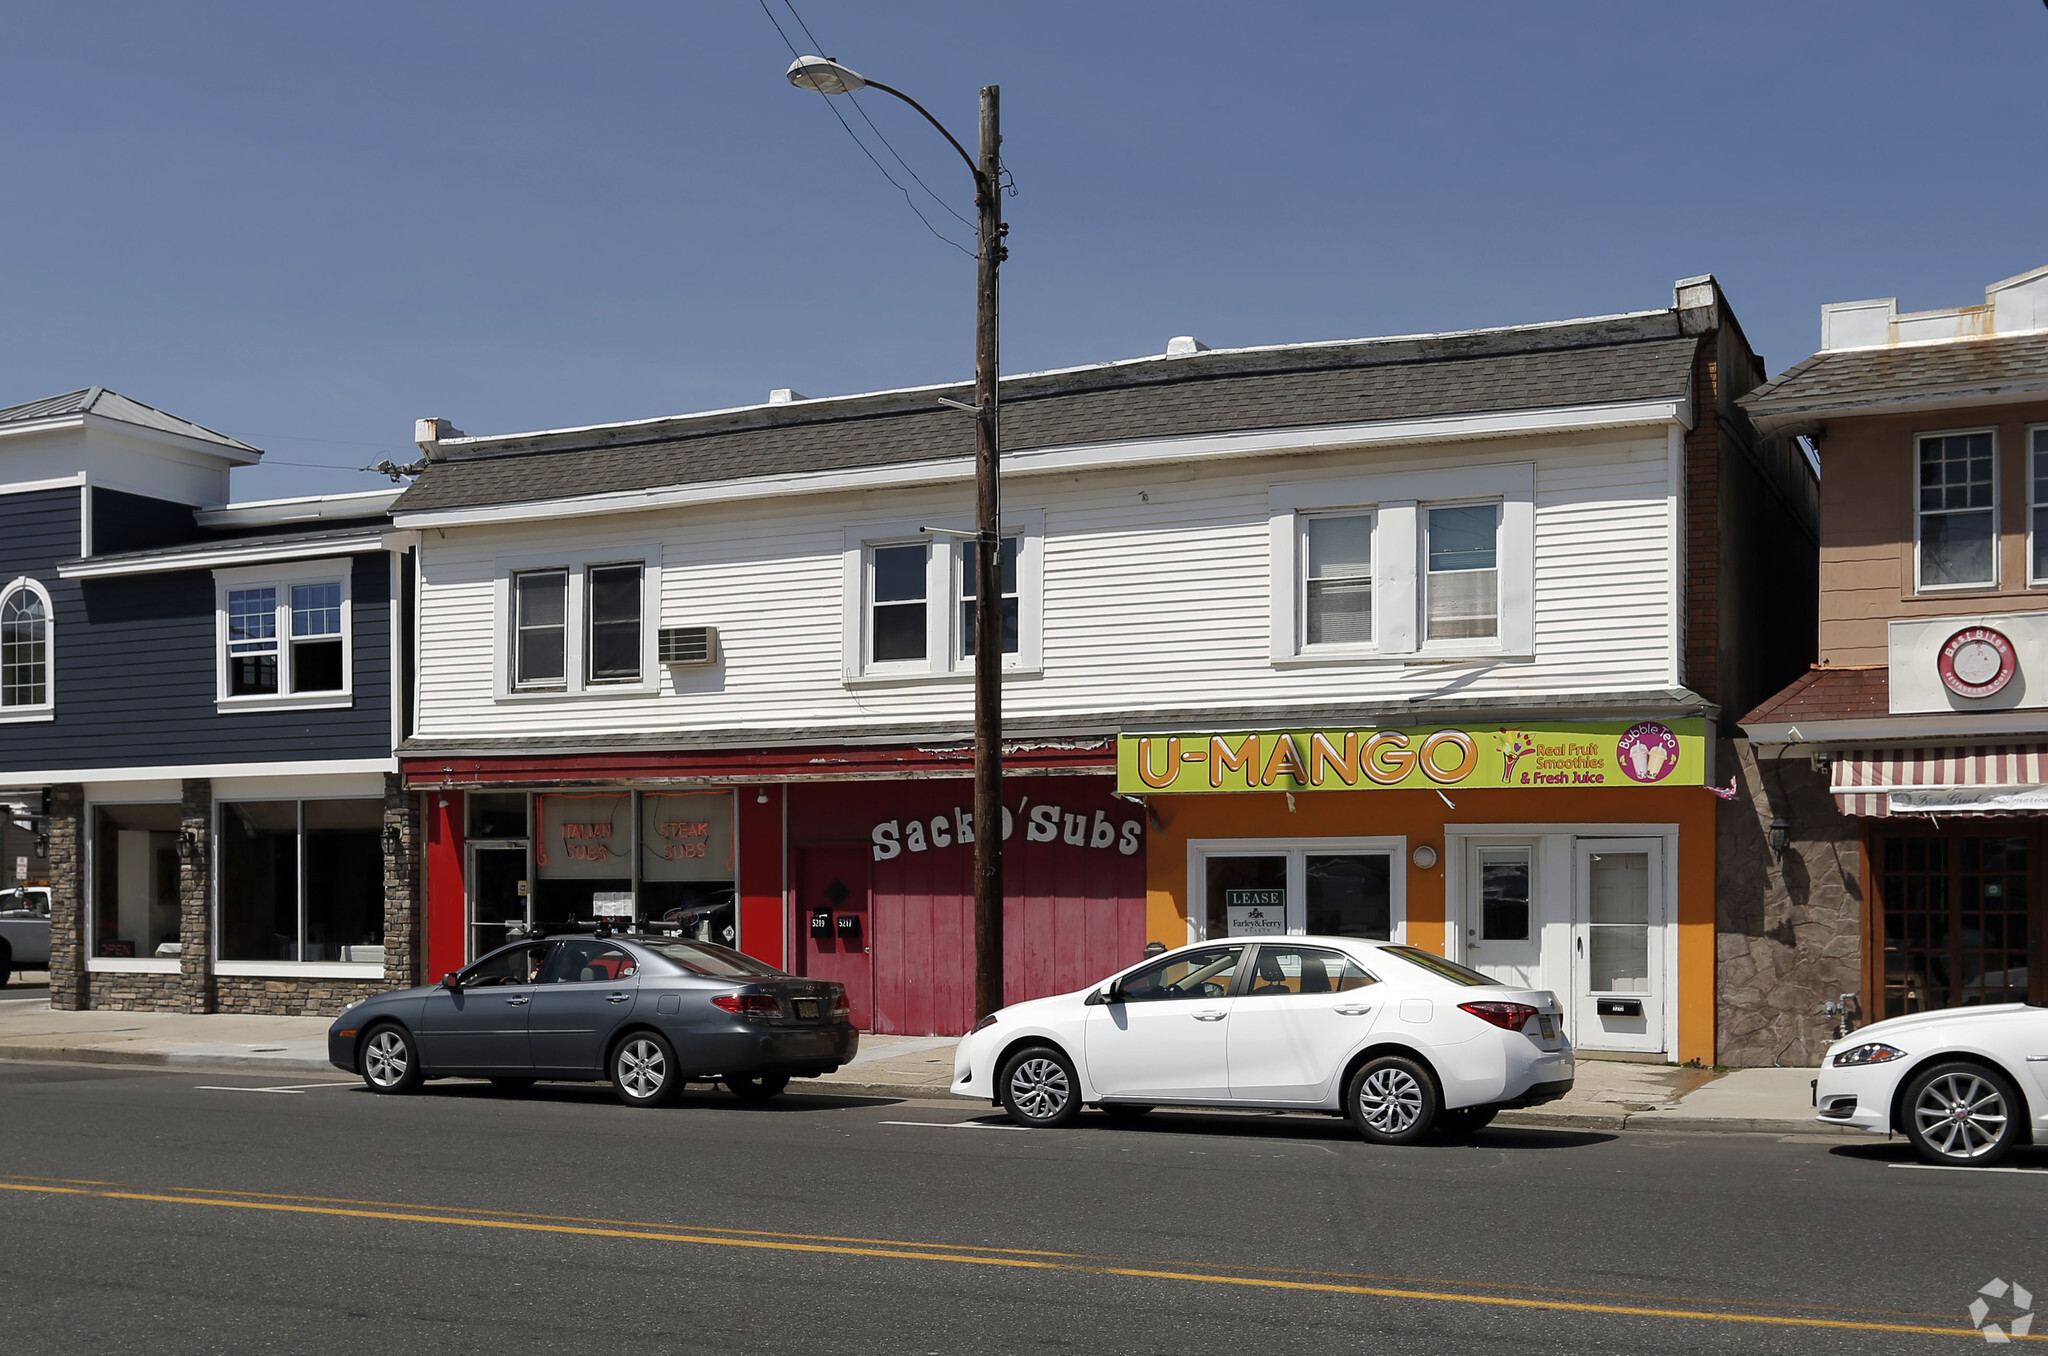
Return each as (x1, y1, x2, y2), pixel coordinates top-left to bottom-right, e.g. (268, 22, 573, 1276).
(1870, 825, 2038, 1017)
(1573, 839, 1664, 1054)
(797, 846, 873, 1029)
(468, 842, 527, 961)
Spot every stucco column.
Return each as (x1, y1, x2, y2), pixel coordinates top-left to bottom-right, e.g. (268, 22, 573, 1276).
(179, 779, 215, 1014)
(45, 784, 85, 1010)
(381, 773, 423, 989)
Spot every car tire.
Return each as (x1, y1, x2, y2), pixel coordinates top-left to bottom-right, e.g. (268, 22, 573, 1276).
(1346, 1054, 1440, 1145)
(1903, 1061, 2023, 1166)
(359, 1024, 424, 1095)
(611, 1032, 682, 1108)
(999, 1045, 1081, 1128)
(1099, 1103, 1153, 1121)
(1435, 1105, 1498, 1138)
(488, 1076, 536, 1093)
(0, 940, 11, 987)
(725, 1073, 790, 1102)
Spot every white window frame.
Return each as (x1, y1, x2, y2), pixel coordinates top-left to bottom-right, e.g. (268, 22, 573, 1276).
(82, 792, 184, 973)
(1186, 836, 1408, 944)
(1270, 463, 1533, 663)
(1421, 497, 1506, 653)
(841, 512, 1044, 684)
(212, 794, 386, 975)
(213, 560, 354, 712)
(2027, 424, 2048, 588)
(1912, 426, 1999, 594)
(493, 547, 660, 700)
(1296, 510, 1377, 655)
(0, 575, 55, 724)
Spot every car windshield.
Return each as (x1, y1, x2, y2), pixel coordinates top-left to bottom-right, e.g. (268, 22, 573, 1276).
(636, 939, 785, 978)
(1378, 945, 1495, 987)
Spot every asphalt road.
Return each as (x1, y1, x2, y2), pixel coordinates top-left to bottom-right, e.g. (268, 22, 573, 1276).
(1, 1060, 2043, 1354)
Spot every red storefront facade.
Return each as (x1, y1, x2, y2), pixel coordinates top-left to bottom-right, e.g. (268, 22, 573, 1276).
(404, 743, 1148, 1036)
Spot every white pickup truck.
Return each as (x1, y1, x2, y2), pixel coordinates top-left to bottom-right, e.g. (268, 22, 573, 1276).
(0, 886, 52, 982)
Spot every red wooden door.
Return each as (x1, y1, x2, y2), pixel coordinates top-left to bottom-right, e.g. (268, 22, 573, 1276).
(797, 847, 874, 1029)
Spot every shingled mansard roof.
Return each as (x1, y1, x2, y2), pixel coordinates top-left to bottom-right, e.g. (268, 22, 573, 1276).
(392, 304, 1708, 520)
(0, 386, 261, 456)
(1741, 330, 2048, 437)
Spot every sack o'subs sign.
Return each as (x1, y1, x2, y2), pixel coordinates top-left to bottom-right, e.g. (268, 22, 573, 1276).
(1937, 625, 2017, 698)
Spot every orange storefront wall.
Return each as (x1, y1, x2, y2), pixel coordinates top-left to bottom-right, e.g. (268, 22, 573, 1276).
(1141, 786, 1718, 1065)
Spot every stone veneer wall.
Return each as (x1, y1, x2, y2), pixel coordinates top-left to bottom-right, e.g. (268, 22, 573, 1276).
(381, 773, 423, 992)
(178, 778, 214, 1012)
(1715, 738, 1863, 1066)
(215, 976, 390, 1015)
(45, 784, 83, 1010)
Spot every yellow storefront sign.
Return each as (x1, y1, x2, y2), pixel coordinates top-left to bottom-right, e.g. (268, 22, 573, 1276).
(1115, 719, 1706, 794)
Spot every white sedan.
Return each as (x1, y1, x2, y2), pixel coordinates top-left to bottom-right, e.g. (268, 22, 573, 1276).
(952, 937, 1574, 1142)
(1815, 1002, 2048, 1165)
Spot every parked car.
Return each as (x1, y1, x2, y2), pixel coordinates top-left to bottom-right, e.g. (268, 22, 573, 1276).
(328, 930, 856, 1106)
(952, 937, 1574, 1141)
(1814, 1002, 2048, 1165)
(0, 886, 52, 983)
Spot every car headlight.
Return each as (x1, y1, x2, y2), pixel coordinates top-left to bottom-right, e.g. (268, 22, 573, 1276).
(1831, 1042, 1905, 1067)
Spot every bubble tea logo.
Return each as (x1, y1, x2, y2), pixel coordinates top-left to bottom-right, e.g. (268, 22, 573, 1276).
(1616, 722, 1680, 784)
(1970, 1278, 2034, 1343)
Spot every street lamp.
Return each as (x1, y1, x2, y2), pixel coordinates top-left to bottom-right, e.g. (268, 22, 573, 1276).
(787, 55, 1009, 1023)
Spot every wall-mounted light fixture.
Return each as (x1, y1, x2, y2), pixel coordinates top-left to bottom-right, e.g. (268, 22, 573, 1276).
(1768, 816, 1790, 858)
(175, 829, 199, 863)
(1412, 844, 1440, 870)
(382, 823, 404, 859)
(756, 787, 769, 804)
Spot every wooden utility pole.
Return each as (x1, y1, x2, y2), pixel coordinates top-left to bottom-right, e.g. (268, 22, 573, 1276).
(971, 84, 1005, 1023)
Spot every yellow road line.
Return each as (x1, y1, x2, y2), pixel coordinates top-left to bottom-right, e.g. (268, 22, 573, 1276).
(0, 1178, 2009, 1341)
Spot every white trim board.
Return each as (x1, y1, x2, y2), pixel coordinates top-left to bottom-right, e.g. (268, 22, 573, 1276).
(394, 399, 1692, 530)
(0, 758, 396, 789)
(59, 533, 386, 580)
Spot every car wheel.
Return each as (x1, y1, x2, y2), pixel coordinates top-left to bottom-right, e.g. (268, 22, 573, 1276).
(488, 1076, 536, 1093)
(1346, 1055, 1439, 1145)
(1435, 1105, 1498, 1138)
(725, 1073, 790, 1102)
(999, 1046, 1081, 1128)
(611, 1032, 682, 1108)
(359, 1024, 424, 1095)
(1904, 1061, 2022, 1166)
(0, 940, 11, 986)
(1099, 1103, 1153, 1121)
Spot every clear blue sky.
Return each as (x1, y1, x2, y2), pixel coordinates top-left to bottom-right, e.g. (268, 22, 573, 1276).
(4, 2, 2044, 500)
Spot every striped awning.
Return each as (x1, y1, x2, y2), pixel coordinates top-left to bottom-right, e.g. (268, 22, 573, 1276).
(1832, 745, 2048, 817)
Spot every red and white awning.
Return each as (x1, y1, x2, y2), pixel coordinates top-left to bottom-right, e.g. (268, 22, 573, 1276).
(1832, 745, 2048, 817)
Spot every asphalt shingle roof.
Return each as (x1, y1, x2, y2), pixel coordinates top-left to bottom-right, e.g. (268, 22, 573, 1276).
(0, 387, 261, 453)
(1741, 331, 2048, 433)
(1741, 666, 1890, 726)
(395, 328, 1700, 515)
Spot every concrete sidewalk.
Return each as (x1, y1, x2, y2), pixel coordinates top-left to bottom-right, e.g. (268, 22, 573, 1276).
(0, 996, 1839, 1135)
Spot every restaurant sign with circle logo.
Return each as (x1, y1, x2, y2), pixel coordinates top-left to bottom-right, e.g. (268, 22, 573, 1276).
(1937, 625, 2018, 698)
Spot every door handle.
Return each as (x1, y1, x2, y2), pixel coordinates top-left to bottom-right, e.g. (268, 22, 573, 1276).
(505, 996, 530, 1006)
(1335, 1005, 1372, 1016)
(1576, 936, 1584, 956)
(606, 993, 630, 1004)
(1193, 1010, 1227, 1022)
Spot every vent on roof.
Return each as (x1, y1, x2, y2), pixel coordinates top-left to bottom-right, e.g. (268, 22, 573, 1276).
(659, 626, 718, 665)
(769, 388, 807, 404)
(1165, 336, 1210, 357)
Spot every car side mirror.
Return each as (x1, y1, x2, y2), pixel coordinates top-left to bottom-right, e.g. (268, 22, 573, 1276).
(1085, 982, 1118, 1007)
(441, 972, 462, 992)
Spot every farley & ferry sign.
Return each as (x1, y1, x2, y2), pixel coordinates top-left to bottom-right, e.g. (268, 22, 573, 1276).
(1115, 719, 1705, 795)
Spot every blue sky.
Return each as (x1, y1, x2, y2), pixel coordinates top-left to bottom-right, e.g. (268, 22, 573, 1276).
(4, 2, 2044, 500)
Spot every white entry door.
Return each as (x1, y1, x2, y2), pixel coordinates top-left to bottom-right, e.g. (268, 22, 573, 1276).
(1461, 844, 1542, 989)
(1572, 839, 1665, 1054)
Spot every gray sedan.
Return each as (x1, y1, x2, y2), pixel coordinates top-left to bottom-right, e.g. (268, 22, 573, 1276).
(327, 930, 857, 1107)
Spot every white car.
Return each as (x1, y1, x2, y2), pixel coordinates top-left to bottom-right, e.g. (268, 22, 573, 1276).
(1815, 1002, 2048, 1165)
(952, 936, 1574, 1141)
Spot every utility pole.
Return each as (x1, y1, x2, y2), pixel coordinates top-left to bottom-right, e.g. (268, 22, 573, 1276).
(970, 85, 1005, 1024)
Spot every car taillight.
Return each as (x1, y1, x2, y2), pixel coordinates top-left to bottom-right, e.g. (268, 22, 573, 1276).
(1459, 1001, 1539, 1032)
(827, 985, 850, 1019)
(711, 993, 781, 1015)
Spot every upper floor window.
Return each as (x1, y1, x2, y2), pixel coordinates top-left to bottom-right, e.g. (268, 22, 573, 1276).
(1302, 513, 1373, 647)
(499, 551, 656, 699)
(841, 515, 1043, 682)
(1425, 504, 1501, 642)
(0, 578, 53, 720)
(215, 564, 351, 710)
(2030, 426, 2048, 585)
(1917, 430, 1995, 590)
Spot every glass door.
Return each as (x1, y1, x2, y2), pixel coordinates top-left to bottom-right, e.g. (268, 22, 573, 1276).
(1463, 844, 1540, 989)
(468, 842, 529, 961)
(1572, 839, 1665, 1053)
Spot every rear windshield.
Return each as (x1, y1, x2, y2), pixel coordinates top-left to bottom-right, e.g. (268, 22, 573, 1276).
(1378, 945, 1494, 987)
(636, 940, 785, 978)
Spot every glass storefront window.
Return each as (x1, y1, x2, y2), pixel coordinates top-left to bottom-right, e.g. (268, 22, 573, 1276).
(469, 793, 529, 839)
(640, 792, 737, 946)
(1305, 854, 1392, 939)
(1200, 844, 1399, 940)
(218, 799, 383, 963)
(534, 792, 633, 928)
(1205, 856, 1286, 938)
(91, 804, 181, 959)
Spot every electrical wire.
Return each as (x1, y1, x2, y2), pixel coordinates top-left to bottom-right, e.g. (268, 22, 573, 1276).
(754, 0, 976, 258)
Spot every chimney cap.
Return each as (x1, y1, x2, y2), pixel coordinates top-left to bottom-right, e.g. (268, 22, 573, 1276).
(1165, 336, 1210, 357)
(769, 388, 807, 404)
(414, 417, 465, 460)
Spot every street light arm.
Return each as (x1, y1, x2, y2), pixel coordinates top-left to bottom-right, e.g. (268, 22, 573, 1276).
(859, 78, 985, 189)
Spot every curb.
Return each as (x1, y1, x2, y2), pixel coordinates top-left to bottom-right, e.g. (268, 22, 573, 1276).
(0, 1045, 337, 1076)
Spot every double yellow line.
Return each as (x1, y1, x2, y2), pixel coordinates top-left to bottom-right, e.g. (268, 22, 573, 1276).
(0, 1174, 2012, 1341)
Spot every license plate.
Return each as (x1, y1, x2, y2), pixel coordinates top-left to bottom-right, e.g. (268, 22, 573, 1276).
(1538, 1016, 1557, 1040)
(793, 999, 820, 1021)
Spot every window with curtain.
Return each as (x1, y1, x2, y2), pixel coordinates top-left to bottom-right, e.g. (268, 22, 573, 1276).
(1425, 504, 1500, 641)
(1302, 513, 1373, 646)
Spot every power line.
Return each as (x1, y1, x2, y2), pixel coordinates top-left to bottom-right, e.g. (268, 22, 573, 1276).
(754, 0, 976, 258)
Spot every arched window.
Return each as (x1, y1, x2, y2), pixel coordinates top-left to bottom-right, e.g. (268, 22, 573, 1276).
(0, 579, 52, 714)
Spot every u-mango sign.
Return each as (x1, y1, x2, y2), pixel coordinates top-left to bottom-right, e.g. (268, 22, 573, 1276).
(1115, 719, 1706, 794)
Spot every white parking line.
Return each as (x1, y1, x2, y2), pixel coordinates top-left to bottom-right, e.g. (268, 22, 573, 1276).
(876, 1119, 1026, 1131)
(1887, 1162, 2048, 1175)
(193, 1082, 355, 1094)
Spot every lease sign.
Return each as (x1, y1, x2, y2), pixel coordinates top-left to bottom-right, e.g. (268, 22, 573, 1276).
(1115, 719, 1706, 794)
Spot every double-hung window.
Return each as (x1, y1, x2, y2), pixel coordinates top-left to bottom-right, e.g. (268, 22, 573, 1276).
(1917, 431, 1996, 590)
(1301, 513, 1373, 647)
(500, 553, 654, 698)
(843, 515, 1043, 681)
(960, 534, 1020, 658)
(869, 542, 930, 666)
(2030, 426, 2048, 585)
(215, 564, 352, 708)
(0, 578, 53, 719)
(1424, 504, 1501, 641)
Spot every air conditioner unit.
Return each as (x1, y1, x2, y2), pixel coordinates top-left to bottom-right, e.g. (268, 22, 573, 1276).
(659, 625, 718, 666)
